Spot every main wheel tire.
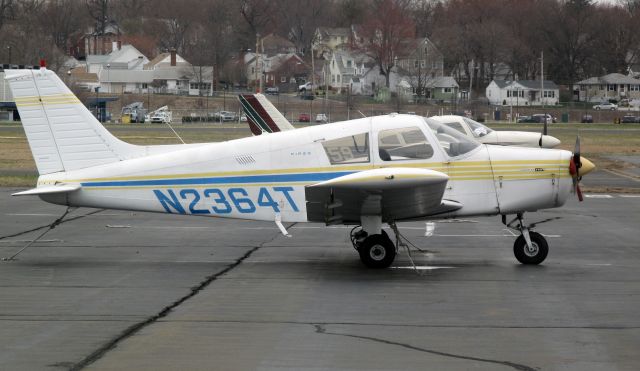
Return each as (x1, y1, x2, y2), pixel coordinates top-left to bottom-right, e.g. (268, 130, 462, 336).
(358, 234, 396, 269)
(513, 231, 548, 265)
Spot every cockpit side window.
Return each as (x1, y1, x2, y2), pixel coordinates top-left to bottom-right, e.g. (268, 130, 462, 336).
(424, 119, 480, 157)
(443, 121, 467, 135)
(322, 133, 370, 164)
(378, 127, 434, 161)
(463, 117, 493, 138)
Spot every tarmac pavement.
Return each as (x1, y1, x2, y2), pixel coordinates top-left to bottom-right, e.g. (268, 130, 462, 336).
(0, 188, 638, 370)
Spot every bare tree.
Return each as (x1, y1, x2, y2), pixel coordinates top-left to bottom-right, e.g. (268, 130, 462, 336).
(151, 0, 197, 54)
(273, 0, 327, 54)
(39, 0, 88, 54)
(85, 0, 109, 35)
(239, 0, 275, 45)
(0, 0, 16, 32)
(357, 0, 415, 88)
(541, 0, 600, 84)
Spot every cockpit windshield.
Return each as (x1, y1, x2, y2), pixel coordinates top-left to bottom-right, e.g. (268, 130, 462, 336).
(463, 117, 493, 138)
(424, 118, 481, 157)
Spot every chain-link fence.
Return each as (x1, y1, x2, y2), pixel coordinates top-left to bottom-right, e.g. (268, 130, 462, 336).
(96, 91, 640, 126)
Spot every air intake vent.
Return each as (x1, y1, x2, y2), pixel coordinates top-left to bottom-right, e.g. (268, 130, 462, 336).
(235, 155, 256, 165)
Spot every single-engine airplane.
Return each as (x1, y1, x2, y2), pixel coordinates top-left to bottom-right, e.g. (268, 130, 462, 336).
(429, 115, 561, 148)
(238, 94, 561, 148)
(6, 68, 595, 268)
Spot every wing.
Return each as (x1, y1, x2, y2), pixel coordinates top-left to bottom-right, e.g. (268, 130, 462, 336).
(305, 168, 462, 224)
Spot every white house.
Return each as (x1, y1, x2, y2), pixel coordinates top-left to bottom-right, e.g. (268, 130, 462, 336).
(327, 51, 374, 93)
(486, 79, 560, 106)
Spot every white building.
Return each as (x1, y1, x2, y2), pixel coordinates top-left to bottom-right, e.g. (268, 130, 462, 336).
(327, 51, 373, 94)
(486, 79, 560, 106)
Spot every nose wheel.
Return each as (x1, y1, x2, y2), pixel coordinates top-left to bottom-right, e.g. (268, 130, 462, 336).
(513, 231, 548, 264)
(503, 213, 550, 265)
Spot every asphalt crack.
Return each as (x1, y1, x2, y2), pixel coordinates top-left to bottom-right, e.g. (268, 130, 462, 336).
(0, 209, 104, 241)
(313, 324, 538, 371)
(69, 229, 284, 370)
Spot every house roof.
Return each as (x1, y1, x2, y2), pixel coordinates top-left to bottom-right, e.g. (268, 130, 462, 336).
(575, 73, 640, 85)
(87, 44, 149, 68)
(144, 52, 189, 69)
(332, 51, 373, 75)
(493, 79, 559, 90)
(317, 27, 351, 38)
(261, 34, 295, 51)
(400, 37, 441, 58)
(99, 69, 154, 83)
(425, 76, 458, 88)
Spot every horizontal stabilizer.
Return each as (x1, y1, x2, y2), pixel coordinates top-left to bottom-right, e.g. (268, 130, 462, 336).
(12, 184, 81, 196)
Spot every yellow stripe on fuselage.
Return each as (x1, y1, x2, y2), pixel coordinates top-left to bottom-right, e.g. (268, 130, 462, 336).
(66, 160, 567, 183)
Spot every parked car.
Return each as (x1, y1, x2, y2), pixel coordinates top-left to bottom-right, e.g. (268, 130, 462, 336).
(150, 111, 171, 124)
(581, 114, 594, 123)
(315, 113, 328, 123)
(298, 113, 310, 122)
(593, 102, 617, 110)
(517, 115, 537, 123)
(298, 82, 316, 92)
(265, 87, 279, 95)
(531, 113, 557, 123)
(214, 111, 236, 122)
(621, 115, 640, 123)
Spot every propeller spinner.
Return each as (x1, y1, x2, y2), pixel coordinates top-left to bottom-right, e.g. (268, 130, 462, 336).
(569, 136, 595, 201)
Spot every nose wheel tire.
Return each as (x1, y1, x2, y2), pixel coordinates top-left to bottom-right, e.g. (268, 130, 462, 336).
(358, 234, 396, 269)
(513, 231, 548, 265)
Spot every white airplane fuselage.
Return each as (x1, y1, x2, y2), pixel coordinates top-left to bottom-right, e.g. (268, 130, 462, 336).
(37, 115, 574, 222)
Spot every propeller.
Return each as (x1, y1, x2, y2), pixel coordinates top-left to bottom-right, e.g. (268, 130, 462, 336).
(538, 116, 549, 147)
(570, 136, 584, 201)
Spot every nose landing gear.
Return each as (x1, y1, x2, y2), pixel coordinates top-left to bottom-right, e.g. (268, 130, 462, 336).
(503, 213, 549, 265)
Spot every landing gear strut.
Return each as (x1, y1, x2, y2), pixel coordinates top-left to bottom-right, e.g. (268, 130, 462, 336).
(350, 226, 396, 268)
(503, 213, 549, 265)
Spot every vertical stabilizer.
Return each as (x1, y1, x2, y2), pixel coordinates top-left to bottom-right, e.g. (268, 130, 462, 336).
(238, 93, 295, 135)
(5, 69, 143, 175)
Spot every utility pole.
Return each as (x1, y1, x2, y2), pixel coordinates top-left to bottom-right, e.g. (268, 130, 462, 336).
(259, 37, 264, 93)
(468, 59, 474, 101)
(541, 51, 544, 111)
(310, 46, 315, 120)
(255, 34, 260, 93)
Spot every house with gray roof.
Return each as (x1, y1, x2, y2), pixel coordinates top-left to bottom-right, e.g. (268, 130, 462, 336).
(573, 73, 640, 103)
(327, 51, 374, 93)
(486, 79, 559, 106)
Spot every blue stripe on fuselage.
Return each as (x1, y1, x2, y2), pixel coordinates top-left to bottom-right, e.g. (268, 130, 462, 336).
(80, 171, 354, 188)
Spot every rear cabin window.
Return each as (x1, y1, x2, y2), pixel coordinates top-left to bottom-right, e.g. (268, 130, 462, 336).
(378, 127, 434, 161)
(322, 133, 370, 164)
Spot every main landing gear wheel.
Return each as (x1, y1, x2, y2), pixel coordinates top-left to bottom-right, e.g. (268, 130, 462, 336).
(513, 231, 548, 265)
(358, 234, 396, 269)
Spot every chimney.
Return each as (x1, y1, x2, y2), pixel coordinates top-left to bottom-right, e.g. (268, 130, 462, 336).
(170, 48, 177, 66)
